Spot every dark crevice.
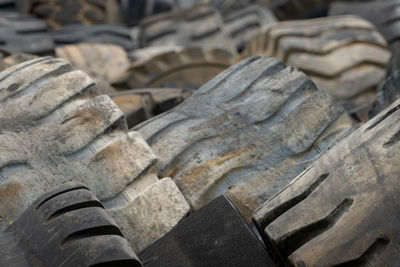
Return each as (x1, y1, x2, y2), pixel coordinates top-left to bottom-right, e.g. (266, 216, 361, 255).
(278, 198, 354, 258)
(366, 104, 400, 131)
(61, 225, 124, 247)
(36, 186, 89, 209)
(91, 259, 142, 267)
(383, 129, 400, 147)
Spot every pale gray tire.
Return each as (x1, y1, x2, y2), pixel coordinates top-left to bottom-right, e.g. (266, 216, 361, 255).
(132, 56, 353, 218)
(0, 57, 190, 252)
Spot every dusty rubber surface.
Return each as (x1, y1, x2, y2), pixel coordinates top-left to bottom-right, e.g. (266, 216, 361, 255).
(254, 97, 400, 266)
(0, 57, 190, 252)
(133, 56, 353, 218)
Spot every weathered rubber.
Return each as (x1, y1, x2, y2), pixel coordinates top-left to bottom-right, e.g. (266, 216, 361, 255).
(28, 0, 121, 28)
(0, 182, 142, 267)
(253, 97, 400, 266)
(0, 57, 190, 252)
(110, 88, 194, 128)
(139, 195, 276, 267)
(370, 70, 400, 118)
(0, 11, 54, 55)
(51, 24, 135, 51)
(127, 47, 232, 89)
(132, 56, 353, 218)
(269, 0, 332, 20)
(243, 15, 391, 120)
(330, 0, 400, 75)
(138, 4, 236, 55)
(223, 4, 276, 52)
(55, 43, 130, 84)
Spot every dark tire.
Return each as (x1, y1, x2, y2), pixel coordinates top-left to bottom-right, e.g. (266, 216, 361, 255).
(139, 4, 236, 55)
(51, 24, 135, 51)
(132, 56, 353, 217)
(253, 97, 400, 266)
(223, 4, 276, 52)
(0, 57, 189, 252)
(330, 0, 400, 76)
(28, 0, 121, 28)
(370, 70, 400, 118)
(110, 88, 194, 128)
(55, 43, 130, 85)
(269, 0, 332, 20)
(0, 182, 142, 266)
(0, 11, 54, 55)
(127, 47, 232, 89)
(244, 15, 391, 121)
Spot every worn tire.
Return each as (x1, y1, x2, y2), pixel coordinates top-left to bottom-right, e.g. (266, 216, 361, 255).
(0, 182, 142, 266)
(253, 97, 400, 266)
(223, 4, 276, 52)
(51, 24, 135, 51)
(55, 43, 130, 84)
(110, 88, 194, 128)
(330, 0, 400, 76)
(370, 70, 400, 118)
(139, 4, 236, 55)
(127, 47, 232, 89)
(0, 11, 54, 55)
(244, 15, 391, 120)
(269, 0, 333, 20)
(28, 0, 121, 28)
(132, 56, 353, 218)
(0, 57, 190, 252)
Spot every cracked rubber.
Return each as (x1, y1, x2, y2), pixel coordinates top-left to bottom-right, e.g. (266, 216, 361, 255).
(244, 15, 391, 121)
(110, 88, 194, 128)
(55, 43, 130, 84)
(138, 4, 236, 55)
(253, 97, 400, 266)
(223, 4, 276, 52)
(0, 181, 142, 267)
(330, 0, 400, 76)
(28, 0, 120, 28)
(127, 47, 232, 89)
(0, 57, 190, 252)
(0, 11, 54, 55)
(51, 24, 135, 51)
(132, 56, 353, 217)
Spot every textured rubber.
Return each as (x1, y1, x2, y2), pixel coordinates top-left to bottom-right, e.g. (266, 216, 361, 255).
(253, 97, 400, 266)
(132, 56, 353, 217)
(139, 4, 236, 55)
(269, 0, 332, 20)
(243, 15, 391, 120)
(0, 182, 142, 267)
(0, 57, 190, 252)
(51, 24, 135, 51)
(139, 194, 276, 267)
(127, 47, 232, 89)
(0, 11, 54, 55)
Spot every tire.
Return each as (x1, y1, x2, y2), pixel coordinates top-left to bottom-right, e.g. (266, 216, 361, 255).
(253, 97, 400, 266)
(330, 0, 400, 76)
(127, 47, 232, 89)
(1, 53, 38, 71)
(132, 56, 353, 217)
(370, 70, 400, 118)
(0, 182, 142, 266)
(55, 43, 130, 85)
(0, 57, 190, 252)
(28, 0, 121, 28)
(51, 24, 136, 51)
(223, 4, 277, 52)
(110, 88, 194, 128)
(0, 11, 54, 55)
(139, 4, 236, 55)
(243, 15, 391, 121)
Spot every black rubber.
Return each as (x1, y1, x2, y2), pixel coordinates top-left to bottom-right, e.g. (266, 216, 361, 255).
(51, 24, 135, 51)
(370, 70, 400, 118)
(139, 194, 276, 267)
(0, 182, 142, 267)
(0, 11, 54, 55)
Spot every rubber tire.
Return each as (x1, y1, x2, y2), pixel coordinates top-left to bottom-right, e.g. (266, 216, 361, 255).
(0, 11, 54, 55)
(132, 56, 353, 217)
(0, 182, 142, 266)
(127, 47, 232, 89)
(243, 15, 391, 121)
(253, 98, 400, 266)
(0, 57, 190, 252)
